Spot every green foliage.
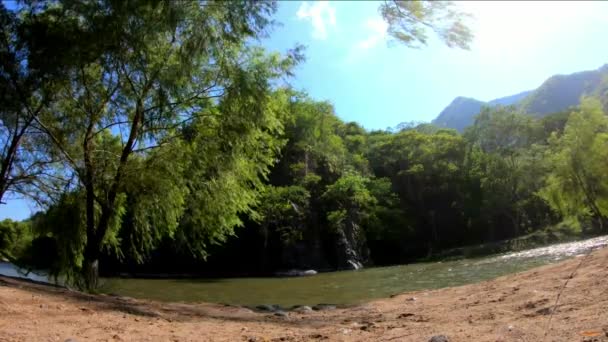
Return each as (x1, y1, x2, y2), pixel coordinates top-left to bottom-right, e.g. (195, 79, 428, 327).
(257, 185, 310, 245)
(0, 219, 32, 261)
(31, 192, 86, 283)
(6, 0, 300, 287)
(380, 0, 474, 49)
(539, 97, 608, 229)
(322, 173, 377, 230)
(6, 0, 607, 278)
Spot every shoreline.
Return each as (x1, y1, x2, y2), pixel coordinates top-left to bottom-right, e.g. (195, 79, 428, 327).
(1, 247, 608, 341)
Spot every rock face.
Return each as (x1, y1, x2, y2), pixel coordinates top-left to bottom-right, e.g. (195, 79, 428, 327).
(335, 220, 369, 270)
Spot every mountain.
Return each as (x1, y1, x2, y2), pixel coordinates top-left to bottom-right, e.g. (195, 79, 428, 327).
(432, 91, 532, 132)
(488, 90, 533, 106)
(431, 64, 608, 132)
(520, 64, 608, 117)
(432, 97, 486, 133)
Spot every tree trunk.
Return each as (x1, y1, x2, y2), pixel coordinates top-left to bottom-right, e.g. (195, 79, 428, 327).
(0, 126, 24, 204)
(82, 257, 99, 290)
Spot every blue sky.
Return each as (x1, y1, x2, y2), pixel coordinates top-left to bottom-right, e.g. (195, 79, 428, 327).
(263, 1, 608, 129)
(2, 1, 608, 221)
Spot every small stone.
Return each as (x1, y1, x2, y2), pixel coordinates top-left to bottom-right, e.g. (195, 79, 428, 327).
(406, 297, 417, 301)
(292, 305, 313, 313)
(274, 311, 288, 317)
(429, 335, 449, 342)
(255, 304, 275, 312)
(312, 304, 336, 311)
(397, 313, 415, 319)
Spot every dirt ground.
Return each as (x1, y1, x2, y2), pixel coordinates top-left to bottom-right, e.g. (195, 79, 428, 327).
(1, 248, 607, 342)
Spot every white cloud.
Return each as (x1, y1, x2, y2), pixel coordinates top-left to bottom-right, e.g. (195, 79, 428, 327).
(344, 16, 389, 64)
(356, 17, 388, 50)
(296, 1, 336, 40)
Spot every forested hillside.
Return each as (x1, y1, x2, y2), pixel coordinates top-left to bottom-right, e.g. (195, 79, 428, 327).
(1, 1, 607, 287)
(433, 64, 608, 131)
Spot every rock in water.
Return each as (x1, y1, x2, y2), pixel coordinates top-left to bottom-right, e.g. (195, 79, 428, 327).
(275, 269, 318, 277)
(346, 259, 363, 270)
(429, 335, 449, 342)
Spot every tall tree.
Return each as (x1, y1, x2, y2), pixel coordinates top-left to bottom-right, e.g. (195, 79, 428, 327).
(0, 3, 68, 205)
(539, 97, 608, 231)
(25, 0, 299, 288)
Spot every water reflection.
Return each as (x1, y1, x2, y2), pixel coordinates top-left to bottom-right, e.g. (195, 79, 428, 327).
(102, 235, 608, 307)
(2, 235, 607, 307)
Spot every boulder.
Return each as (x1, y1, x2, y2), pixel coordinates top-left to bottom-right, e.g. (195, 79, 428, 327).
(346, 260, 363, 270)
(275, 269, 318, 277)
(429, 335, 449, 342)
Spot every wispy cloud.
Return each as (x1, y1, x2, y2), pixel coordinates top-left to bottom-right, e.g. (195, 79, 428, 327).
(296, 1, 336, 40)
(356, 17, 388, 50)
(344, 16, 388, 64)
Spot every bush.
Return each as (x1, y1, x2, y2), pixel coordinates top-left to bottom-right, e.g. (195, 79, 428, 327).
(0, 219, 33, 261)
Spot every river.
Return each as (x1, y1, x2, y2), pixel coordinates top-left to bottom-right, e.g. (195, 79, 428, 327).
(2, 235, 607, 308)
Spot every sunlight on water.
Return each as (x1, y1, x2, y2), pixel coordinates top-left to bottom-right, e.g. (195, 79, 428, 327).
(0, 263, 48, 283)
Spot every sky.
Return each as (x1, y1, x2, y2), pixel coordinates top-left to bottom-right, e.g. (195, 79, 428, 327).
(263, 0, 608, 129)
(2, 0, 608, 221)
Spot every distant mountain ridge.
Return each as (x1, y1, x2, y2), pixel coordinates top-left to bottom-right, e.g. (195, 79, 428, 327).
(431, 64, 608, 132)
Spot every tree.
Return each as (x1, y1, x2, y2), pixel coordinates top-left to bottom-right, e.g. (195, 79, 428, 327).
(0, 3, 69, 206)
(539, 97, 608, 231)
(380, 0, 473, 49)
(322, 173, 376, 269)
(24, 0, 299, 288)
(464, 107, 549, 239)
(0, 218, 32, 261)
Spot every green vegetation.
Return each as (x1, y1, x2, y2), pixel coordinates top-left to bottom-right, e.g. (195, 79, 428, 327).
(0, 219, 32, 261)
(0, 1, 607, 290)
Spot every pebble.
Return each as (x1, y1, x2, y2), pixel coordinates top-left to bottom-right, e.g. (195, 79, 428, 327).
(292, 305, 313, 313)
(429, 335, 449, 342)
(312, 304, 336, 311)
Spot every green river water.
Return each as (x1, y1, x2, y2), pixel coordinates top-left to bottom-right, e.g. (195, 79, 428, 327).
(97, 235, 608, 308)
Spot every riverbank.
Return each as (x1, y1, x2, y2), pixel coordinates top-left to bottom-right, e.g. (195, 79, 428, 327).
(1, 247, 607, 341)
